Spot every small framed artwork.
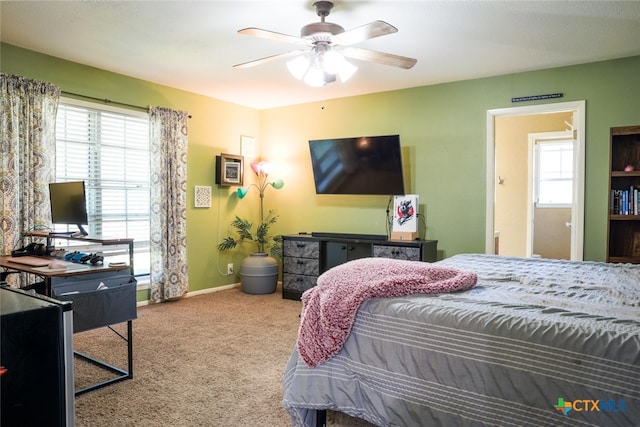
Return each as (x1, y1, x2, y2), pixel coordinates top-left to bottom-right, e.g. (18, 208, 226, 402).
(194, 186, 212, 208)
(216, 153, 244, 186)
(390, 194, 420, 241)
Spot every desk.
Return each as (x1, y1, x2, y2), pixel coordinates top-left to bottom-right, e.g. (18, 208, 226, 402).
(1, 234, 136, 396)
(27, 230, 134, 275)
(0, 256, 131, 296)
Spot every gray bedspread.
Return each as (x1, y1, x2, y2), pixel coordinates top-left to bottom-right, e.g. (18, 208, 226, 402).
(282, 254, 640, 426)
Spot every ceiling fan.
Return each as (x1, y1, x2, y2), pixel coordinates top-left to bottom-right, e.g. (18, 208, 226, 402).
(234, 1, 417, 87)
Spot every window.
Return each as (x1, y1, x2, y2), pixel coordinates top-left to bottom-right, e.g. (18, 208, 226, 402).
(534, 139, 573, 207)
(55, 98, 150, 276)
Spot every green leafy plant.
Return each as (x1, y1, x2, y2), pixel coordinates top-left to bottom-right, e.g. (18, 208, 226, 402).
(217, 210, 282, 257)
(217, 161, 283, 258)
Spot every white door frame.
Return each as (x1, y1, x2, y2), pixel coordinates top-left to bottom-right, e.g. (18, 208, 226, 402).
(486, 100, 585, 260)
(526, 131, 574, 258)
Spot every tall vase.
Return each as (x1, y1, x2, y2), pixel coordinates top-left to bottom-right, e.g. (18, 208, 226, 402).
(239, 252, 278, 294)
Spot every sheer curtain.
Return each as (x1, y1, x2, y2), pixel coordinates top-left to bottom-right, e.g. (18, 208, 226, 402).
(149, 107, 189, 302)
(0, 73, 60, 258)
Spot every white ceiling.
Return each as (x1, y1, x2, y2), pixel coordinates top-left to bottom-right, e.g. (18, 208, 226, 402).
(2, 1, 640, 110)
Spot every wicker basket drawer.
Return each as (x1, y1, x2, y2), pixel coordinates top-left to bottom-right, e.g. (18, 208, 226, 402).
(284, 240, 320, 259)
(373, 244, 421, 261)
(283, 257, 319, 275)
(283, 273, 317, 293)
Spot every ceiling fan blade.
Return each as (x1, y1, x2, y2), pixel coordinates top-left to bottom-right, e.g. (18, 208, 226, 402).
(233, 51, 305, 69)
(342, 47, 417, 69)
(334, 21, 397, 46)
(238, 28, 310, 46)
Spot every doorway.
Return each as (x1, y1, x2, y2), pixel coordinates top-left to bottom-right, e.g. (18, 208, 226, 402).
(486, 101, 585, 261)
(528, 131, 574, 259)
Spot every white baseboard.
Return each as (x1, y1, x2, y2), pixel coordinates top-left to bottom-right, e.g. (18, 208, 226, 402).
(185, 283, 240, 298)
(136, 283, 240, 307)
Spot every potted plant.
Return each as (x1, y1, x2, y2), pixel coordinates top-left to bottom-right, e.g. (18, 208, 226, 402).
(218, 161, 284, 294)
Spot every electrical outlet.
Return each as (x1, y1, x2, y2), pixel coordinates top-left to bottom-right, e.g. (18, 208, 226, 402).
(227, 263, 234, 275)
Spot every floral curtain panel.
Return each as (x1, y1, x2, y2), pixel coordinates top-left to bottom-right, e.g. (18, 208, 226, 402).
(149, 106, 189, 303)
(0, 73, 60, 258)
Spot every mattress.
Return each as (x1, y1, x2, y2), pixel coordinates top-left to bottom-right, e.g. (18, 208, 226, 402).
(282, 254, 640, 426)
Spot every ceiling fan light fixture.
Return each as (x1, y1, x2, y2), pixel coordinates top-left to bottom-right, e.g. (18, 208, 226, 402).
(336, 58, 357, 82)
(322, 47, 357, 82)
(302, 63, 327, 87)
(286, 56, 310, 80)
(287, 48, 357, 86)
(322, 49, 343, 74)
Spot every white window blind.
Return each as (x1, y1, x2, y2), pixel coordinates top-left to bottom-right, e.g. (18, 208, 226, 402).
(55, 98, 150, 276)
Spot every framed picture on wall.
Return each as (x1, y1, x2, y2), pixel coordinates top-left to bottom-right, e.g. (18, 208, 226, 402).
(216, 153, 244, 186)
(194, 185, 212, 208)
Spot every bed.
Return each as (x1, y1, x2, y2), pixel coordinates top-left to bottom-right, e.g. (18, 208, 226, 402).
(282, 254, 640, 427)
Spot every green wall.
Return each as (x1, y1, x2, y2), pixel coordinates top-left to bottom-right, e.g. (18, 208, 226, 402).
(1, 43, 261, 297)
(261, 56, 640, 262)
(3, 43, 639, 296)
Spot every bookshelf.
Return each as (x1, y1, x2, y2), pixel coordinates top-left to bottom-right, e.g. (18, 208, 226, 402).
(607, 125, 640, 263)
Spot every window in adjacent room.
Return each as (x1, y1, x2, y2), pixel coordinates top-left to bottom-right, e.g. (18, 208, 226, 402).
(55, 98, 150, 277)
(534, 139, 573, 207)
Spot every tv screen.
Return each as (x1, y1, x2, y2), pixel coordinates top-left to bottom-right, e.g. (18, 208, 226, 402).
(49, 181, 89, 235)
(309, 134, 405, 195)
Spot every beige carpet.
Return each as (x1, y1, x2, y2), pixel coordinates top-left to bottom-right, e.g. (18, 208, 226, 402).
(73, 285, 374, 427)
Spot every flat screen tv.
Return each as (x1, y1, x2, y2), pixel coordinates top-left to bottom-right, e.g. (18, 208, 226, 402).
(309, 134, 405, 195)
(49, 181, 89, 236)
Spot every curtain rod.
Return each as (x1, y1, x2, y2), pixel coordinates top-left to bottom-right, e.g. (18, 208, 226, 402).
(61, 90, 192, 118)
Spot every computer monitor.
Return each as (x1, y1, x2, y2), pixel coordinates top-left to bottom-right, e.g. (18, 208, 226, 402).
(49, 181, 89, 236)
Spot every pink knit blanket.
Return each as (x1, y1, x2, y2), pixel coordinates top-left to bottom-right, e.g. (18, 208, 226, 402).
(297, 257, 478, 367)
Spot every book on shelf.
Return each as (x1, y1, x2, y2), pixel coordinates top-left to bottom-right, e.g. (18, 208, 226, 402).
(610, 187, 640, 215)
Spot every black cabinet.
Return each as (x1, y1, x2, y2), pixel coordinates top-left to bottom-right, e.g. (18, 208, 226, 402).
(282, 233, 438, 300)
(1, 287, 75, 426)
(323, 241, 371, 271)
